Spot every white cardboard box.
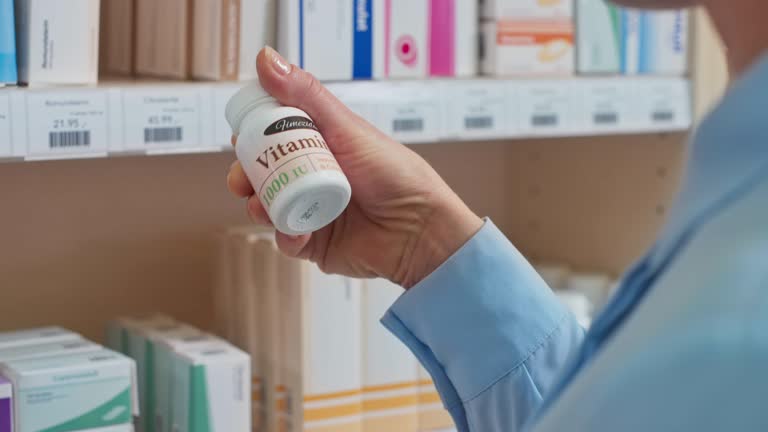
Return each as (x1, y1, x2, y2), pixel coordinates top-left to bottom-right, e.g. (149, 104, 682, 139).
(14, 0, 100, 85)
(0, 327, 81, 349)
(482, 0, 573, 19)
(170, 343, 251, 432)
(278, 256, 363, 432)
(1, 349, 139, 432)
(482, 20, 575, 76)
(0, 339, 101, 363)
(576, 0, 621, 74)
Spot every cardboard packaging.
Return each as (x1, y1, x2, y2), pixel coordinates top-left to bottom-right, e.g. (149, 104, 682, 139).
(14, 0, 100, 85)
(0, 327, 81, 350)
(0, 340, 101, 363)
(106, 317, 198, 432)
(0, 0, 17, 85)
(482, 0, 573, 19)
(1, 349, 138, 432)
(637, 10, 689, 75)
(619, 9, 641, 74)
(481, 20, 575, 76)
(0, 376, 11, 432)
(100, 0, 135, 76)
(135, 0, 193, 79)
(576, 0, 621, 74)
(362, 279, 419, 432)
(232, 229, 276, 432)
(238, 0, 277, 80)
(192, 0, 240, 80)
(278, 256, 363, 432)
(170, 343, 251, 432)
(417, 367, 454, 431)
(428, 0, 479, 77)
(154, 334, 222, 432)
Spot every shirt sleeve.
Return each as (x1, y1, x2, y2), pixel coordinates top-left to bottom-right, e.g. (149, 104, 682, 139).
(381, 219, 586, 432)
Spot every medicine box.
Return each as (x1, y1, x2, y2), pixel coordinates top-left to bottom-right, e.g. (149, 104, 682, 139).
(14, 0, 101, 85)
(117, 319, 200, 432)
(636, 10, 689, 75)
(482, 0, 574, 19)
(135, 0, 193, 79)
(0, 339, 101, 363)
(576, 0, 621, 74)
(0, 327, 81, 350)
(0, 376, 11, 432)
(154, 334, 222, 432)
(482, 20, 575, 76)
(362, 279, 419, 432)
(191, 0, 240, 81)
(0, 349, 138, 432)
(239, 0, 277, 80)
(99, 0, 135, 76)
(170, 343, 251, 432)
(278, 256, 364, 432)
(231, 230, 276, 432)
(0, 0, 17, 85)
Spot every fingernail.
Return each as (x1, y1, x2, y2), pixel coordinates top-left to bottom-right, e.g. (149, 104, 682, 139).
(265, 46, 291, 75)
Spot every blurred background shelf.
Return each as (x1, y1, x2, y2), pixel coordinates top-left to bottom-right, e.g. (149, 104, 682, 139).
(0, 77, 691, 162)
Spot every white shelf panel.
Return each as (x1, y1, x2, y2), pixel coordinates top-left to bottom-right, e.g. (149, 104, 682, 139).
(0, 77, 691, 162)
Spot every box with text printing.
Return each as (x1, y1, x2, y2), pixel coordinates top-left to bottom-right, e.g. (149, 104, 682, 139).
(170, 342, 251, 432)
(482, 19, 575, 76)
(0, 327, 80, 350)
(277, 256, 363, 432)
(14, 0, 100, 85)
(1, 349, 138, 432)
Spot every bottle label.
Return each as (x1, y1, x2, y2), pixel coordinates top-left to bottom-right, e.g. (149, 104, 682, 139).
(240, 116, 342, 210)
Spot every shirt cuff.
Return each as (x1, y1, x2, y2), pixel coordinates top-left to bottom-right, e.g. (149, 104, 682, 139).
(381, 219, 570, 406)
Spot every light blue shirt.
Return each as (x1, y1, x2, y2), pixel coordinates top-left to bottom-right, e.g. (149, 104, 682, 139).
(382, 55, 768, 432)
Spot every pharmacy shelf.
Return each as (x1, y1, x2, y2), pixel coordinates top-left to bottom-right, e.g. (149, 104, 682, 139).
(0, 77, 691, 162)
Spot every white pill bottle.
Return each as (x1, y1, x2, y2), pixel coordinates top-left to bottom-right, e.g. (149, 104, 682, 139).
(226, 84, 352, 235)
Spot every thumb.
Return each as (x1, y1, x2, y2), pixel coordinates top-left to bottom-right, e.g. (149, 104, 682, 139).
(255, 46, 378, 153)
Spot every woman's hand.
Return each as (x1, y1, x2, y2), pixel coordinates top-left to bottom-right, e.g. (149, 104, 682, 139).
(227, 47, 482, 288)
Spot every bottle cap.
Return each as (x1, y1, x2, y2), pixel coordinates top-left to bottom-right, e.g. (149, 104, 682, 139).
(225, 83, 274, 134)
(269, 171, 352, 235)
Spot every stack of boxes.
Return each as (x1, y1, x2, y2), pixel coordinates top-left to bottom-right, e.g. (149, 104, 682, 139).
(481, 0, 576, 76)
(481, 0, 688, 76)
(216, 226, 457, 432)
(0, 327, 138, 432)
(106, 315, 251, 432)
(277, 0, 479, 81)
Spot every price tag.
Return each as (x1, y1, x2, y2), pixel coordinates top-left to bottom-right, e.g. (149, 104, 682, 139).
(25, 90, 109, 159)
(636, 79, 691, 131)
(122, 87, 202, 153)
(445, 82, 509, 139)
(214, 85, 239, 148)
(518, 83, 572, 136)
(0, 94, 10, 157)
(378, 83, 441, 143)
(579, 80, 631, 133)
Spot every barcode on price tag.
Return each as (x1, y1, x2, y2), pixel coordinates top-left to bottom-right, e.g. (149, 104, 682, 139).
(49, 131, 91, 148)
(144, 127, 183, 143)
(25, 91, 109, 158)
(393, 118, 424, 133)
(593, 112, 619, 125)
(532, 114, 559, 127)
(121, 88, 202, 152)
(652, 111, 675, 122)
(465, 116, 494, 130)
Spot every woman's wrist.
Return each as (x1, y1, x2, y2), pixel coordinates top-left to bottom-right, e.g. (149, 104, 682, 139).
(397, 195, 484, 289)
